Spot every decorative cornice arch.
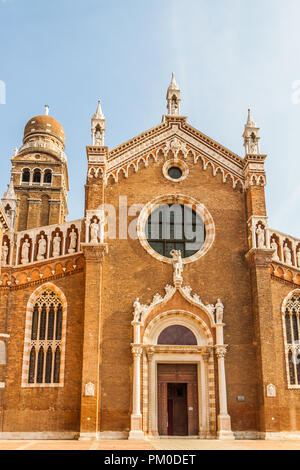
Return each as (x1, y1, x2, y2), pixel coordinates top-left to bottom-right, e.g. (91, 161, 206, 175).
(133, 283, 216, 330)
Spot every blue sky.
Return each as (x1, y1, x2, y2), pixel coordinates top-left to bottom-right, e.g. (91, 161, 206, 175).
(0, 0, 299, 236)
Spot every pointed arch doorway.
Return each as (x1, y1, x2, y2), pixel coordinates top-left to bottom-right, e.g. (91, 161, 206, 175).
(129, 283, 234, 440)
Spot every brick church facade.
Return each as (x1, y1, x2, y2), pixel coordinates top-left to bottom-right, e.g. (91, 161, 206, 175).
(0, 75, 300, 440)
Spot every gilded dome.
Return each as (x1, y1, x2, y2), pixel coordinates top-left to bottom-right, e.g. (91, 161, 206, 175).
(23, 115, 65, 146)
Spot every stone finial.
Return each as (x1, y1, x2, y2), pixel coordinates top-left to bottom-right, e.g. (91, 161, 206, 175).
(45, 105, 49, 116)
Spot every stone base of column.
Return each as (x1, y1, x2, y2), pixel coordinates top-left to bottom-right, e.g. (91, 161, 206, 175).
(217, 414, 234, 440)
(78, 432, 97, 441)
(128, 414, 144, 440)
(128, 430, 145, 440)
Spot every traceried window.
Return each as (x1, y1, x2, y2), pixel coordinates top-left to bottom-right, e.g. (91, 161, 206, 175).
(284, 294, 300, 387)
(27, 289, 64, 385)
(145, 204, 205, 259)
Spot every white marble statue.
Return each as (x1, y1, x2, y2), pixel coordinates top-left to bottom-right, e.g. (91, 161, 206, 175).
(215, 299, 224, 324)
(21, 238, 30, 264)
(37, 235, 47, 261)
(283, 243, 292, 265)
(95, 129, 102, 146)
(90, 218, 99, 243)
(256, 225, 265, 248)
(170, 249, 183, 286)
(271, 239, 279, 261)
(53, 233, 61, 257)
(133, 298, 143, 323)
(297, 250, 300, 269)
(68, 228, 77, 253)
(1, 242, 8, 266)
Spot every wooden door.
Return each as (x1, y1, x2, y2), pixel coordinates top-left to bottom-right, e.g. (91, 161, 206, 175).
(168, 383, 188, 435)
(157, 364, 199, 436)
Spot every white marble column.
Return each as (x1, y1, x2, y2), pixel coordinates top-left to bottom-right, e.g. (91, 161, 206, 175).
(215, 345, 234, 439)
(129, 345, 144, 440)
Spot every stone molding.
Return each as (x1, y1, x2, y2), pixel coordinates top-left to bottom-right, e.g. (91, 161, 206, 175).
(0, 254, 84, 289)
(81, 243, 108, 262)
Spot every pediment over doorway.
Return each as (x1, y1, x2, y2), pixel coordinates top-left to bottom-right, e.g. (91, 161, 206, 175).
(132, 283, 222, 333)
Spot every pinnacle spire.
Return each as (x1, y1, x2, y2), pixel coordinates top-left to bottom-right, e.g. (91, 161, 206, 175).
(5, 176, 17, 200)
(1, 175, 17, 231)
(93, 99, 105, 120)
(243, 108, 260, 155)
(45, 105, 49, 116)
(166, 73, 181, 116)
(91, 99, 106, 146)
(246, 108, 257, 127)
(168, 72, 179, 91)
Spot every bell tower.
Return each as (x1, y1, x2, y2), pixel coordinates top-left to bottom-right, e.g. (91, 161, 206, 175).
(9, 106, 69, 231)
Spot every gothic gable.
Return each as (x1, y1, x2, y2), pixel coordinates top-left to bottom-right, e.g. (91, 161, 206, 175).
(104, 116, 245, 189)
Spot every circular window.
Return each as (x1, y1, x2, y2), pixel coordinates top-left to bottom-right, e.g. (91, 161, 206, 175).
(145, 204, 206, 259)
(162, 159, 189, 182)
(168, 167, 182, 180)
(137, 194, 215, 264)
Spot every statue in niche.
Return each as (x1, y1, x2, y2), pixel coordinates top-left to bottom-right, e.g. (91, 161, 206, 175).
(68, 228, 77, 253)
(21, 238, 30, 264)
(215, 299, 224, 324)
(271, 239, 279, 261)
(95, 128, 102, 146)
(37, 235, 47, 261)
(249, 133, 258, 154)
(297, 249, 300, 268)
(53, 233, 61, 257)
(283, 243, 292, 265)
(170, 249, 183, 286)
(90, 218, 99, 243)
(171, 97, 178, 115)
(256, 225, 265, 248)
(1, 242, 8, 266)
